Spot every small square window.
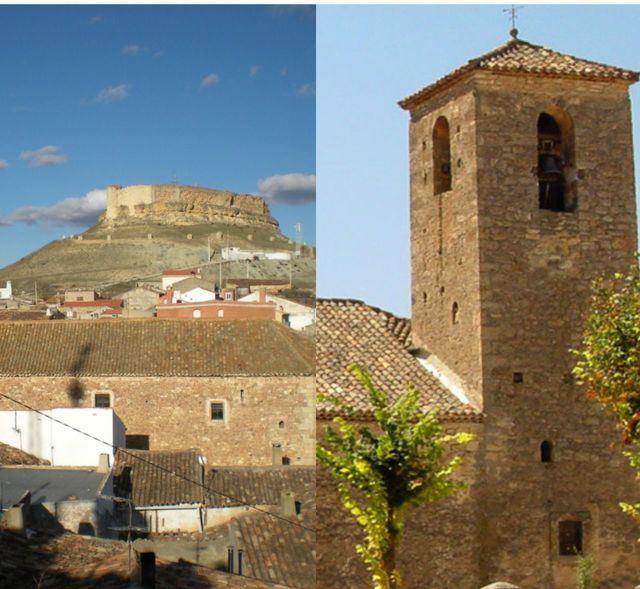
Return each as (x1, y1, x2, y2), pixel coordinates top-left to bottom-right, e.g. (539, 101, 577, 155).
(513, 372, 524, 384)
(95, 394, 111, 408)
(559, 520, 582, 555)
(210, 402, 225, 421)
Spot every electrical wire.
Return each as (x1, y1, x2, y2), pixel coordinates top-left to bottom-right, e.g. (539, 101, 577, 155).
(0, 392, 316, 534)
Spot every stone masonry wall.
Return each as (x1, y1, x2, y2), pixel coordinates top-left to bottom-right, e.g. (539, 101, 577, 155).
(409, 77, 484, 408)
(316, 420, 484, 589)
(409, 71, 640, 588)
(0, 376, 315, 467)
(472, 73, 640, 588)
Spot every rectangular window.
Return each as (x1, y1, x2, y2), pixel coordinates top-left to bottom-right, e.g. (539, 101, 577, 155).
(94, 393, 111, 408)
(210, 402, 225, 421)
(559, 520, 582, 555)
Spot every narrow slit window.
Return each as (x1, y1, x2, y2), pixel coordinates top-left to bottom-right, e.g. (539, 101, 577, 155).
(541, 440, 553, 463)
(433, 116, 452, 195)
(452, 302, 459, 324)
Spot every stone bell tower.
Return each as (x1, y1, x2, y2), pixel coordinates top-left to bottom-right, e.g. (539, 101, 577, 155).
(400, 35, 640, 588)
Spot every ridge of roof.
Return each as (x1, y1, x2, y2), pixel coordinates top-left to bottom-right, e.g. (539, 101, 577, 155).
(399, 37, 639, 110)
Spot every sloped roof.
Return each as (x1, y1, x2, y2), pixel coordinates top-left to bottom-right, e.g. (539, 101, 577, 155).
(62, 299, 123, 308)
(0, 319, 314, 377)
(0, 442, 49, 465)
(206, 467, 314, 509)
(399, 37, 639, 110)
(113, 449, 204, 507)
(171, 277, 215, 293)
(316, 299, 479, 421)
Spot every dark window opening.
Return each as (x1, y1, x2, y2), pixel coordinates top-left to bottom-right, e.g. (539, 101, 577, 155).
(541, 440, 553, 463)
(94, 394, 111, 408)
(278, 420, 285, 429)
(211, 402, 225, 421)
(513, 372, 524, 384)
(537, 110, 577, 212)
(559, 520, 583, 555)
(422, 292, 427, 304)
(295, 500, 302, 515)
(282, 456, 291, 466)
(452, 302, 459, 324)
(126, 435, 150, 450)
(433, 116, 452, 195)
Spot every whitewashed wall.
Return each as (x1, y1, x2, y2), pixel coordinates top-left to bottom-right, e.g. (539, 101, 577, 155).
(0, 408, 125, 467)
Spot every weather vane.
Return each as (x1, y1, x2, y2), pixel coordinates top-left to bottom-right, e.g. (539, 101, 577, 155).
(503, 5, 524, 39)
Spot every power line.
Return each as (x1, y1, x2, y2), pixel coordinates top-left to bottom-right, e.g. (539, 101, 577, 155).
(0, 392, 315, 534)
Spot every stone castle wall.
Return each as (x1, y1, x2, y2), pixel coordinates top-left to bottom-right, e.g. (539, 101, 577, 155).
(105, 184, 272, 227)
(0, 375, 315, 467)
(407, 71, 640, 588)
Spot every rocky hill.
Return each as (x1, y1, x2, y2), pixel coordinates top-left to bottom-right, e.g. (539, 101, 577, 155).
(0, 184, 315, 298)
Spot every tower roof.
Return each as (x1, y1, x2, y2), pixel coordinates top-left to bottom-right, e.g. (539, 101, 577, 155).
(399, 37, 639, 110)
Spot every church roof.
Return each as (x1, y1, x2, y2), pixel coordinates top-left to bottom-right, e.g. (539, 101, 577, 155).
(0, 319, 314, 377)
(316, 298, 480, 421)
(399, 37, 639, 110)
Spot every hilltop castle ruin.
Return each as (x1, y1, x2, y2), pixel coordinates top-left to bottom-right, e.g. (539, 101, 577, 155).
(105, 184, 279, 230)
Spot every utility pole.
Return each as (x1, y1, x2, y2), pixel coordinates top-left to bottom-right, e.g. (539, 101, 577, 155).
(34, 282, 38, 304)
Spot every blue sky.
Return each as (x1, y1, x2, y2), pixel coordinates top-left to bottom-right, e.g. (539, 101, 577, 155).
(317, 4, 640, 316)
(0, 5, 315, 268)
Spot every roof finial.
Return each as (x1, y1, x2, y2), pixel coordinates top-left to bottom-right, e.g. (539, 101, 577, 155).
(503, 5, 524, 39)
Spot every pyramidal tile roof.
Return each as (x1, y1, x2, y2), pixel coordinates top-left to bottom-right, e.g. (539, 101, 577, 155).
(316, 298, 479, 421)
(399, 37, 639, 110)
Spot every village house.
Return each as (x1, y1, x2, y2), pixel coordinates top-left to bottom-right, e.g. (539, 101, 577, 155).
(117, 283, 164, 318)
(157, 288, 277, 320)
(0, 280, 12, 300)
(239, 292, 315, 331)
(161, 268, 200, 290)
(317, 35, 640, 589)
(0, 319, 315, 468)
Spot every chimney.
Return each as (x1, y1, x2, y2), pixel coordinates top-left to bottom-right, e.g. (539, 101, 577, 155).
(164, 287, 173, 304)
(271, 442, 283, 466)
(258, 288, 266, 304)
(280, 490, 296, 518)
(98, 453, 110, 473)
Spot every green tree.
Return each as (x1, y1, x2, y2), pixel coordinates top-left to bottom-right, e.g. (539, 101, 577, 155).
(576, 553, 594, 589)
(572, 264, 640, 526)
(317, 364, 473, 589)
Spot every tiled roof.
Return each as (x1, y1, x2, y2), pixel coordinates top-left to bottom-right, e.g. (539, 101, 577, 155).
(171, 277, 216, 293)
(0, 310, 49, 321)
(224, 278, 290, 288)
(0, 529, 286, 588)
(162, 269, 196, 276)
(0, 319, 314, 377)
(234, 513, 315, 589)
(62, 299, 123, 308)
(113, 449, 204, 507)
(206, 467, 315, 510)
(0, 442, 49, 466)
(316, 299, 479, 420)
(399, 37, 639, 110)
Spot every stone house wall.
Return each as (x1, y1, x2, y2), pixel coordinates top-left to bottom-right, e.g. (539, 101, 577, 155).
(0, 376, 315, 467)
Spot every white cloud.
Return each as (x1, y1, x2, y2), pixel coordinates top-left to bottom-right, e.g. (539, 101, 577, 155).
(96, 83, 131, 104)
(280, 67, 288, 77)
(0, 189, 107, 227)
(122, 44, 146, 56)
(201, 73, 220, 88)
(250, 65, 260, 77)
(19, 145, 67, 167)
(296, 83, 315, 97)
(88, 15, 103, 25)
(257, 173, 315, 205)
(0, 160, 8, 170)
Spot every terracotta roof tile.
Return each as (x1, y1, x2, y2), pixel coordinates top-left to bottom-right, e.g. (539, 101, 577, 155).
(62, 299, 123, 308)
(206, 467, 314, 511)
(113, 449, 204, 506)
(0, 319, 314, 377)
(316, 299, 479, 420)
(399, 37, 639, 109)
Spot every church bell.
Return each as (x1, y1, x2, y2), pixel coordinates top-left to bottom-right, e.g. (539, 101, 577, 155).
(539, 154, 562, 176)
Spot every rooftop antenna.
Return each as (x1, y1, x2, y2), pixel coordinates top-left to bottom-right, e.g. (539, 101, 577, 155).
(294, 222, 302, 257)
(503, 4, 524, 39)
